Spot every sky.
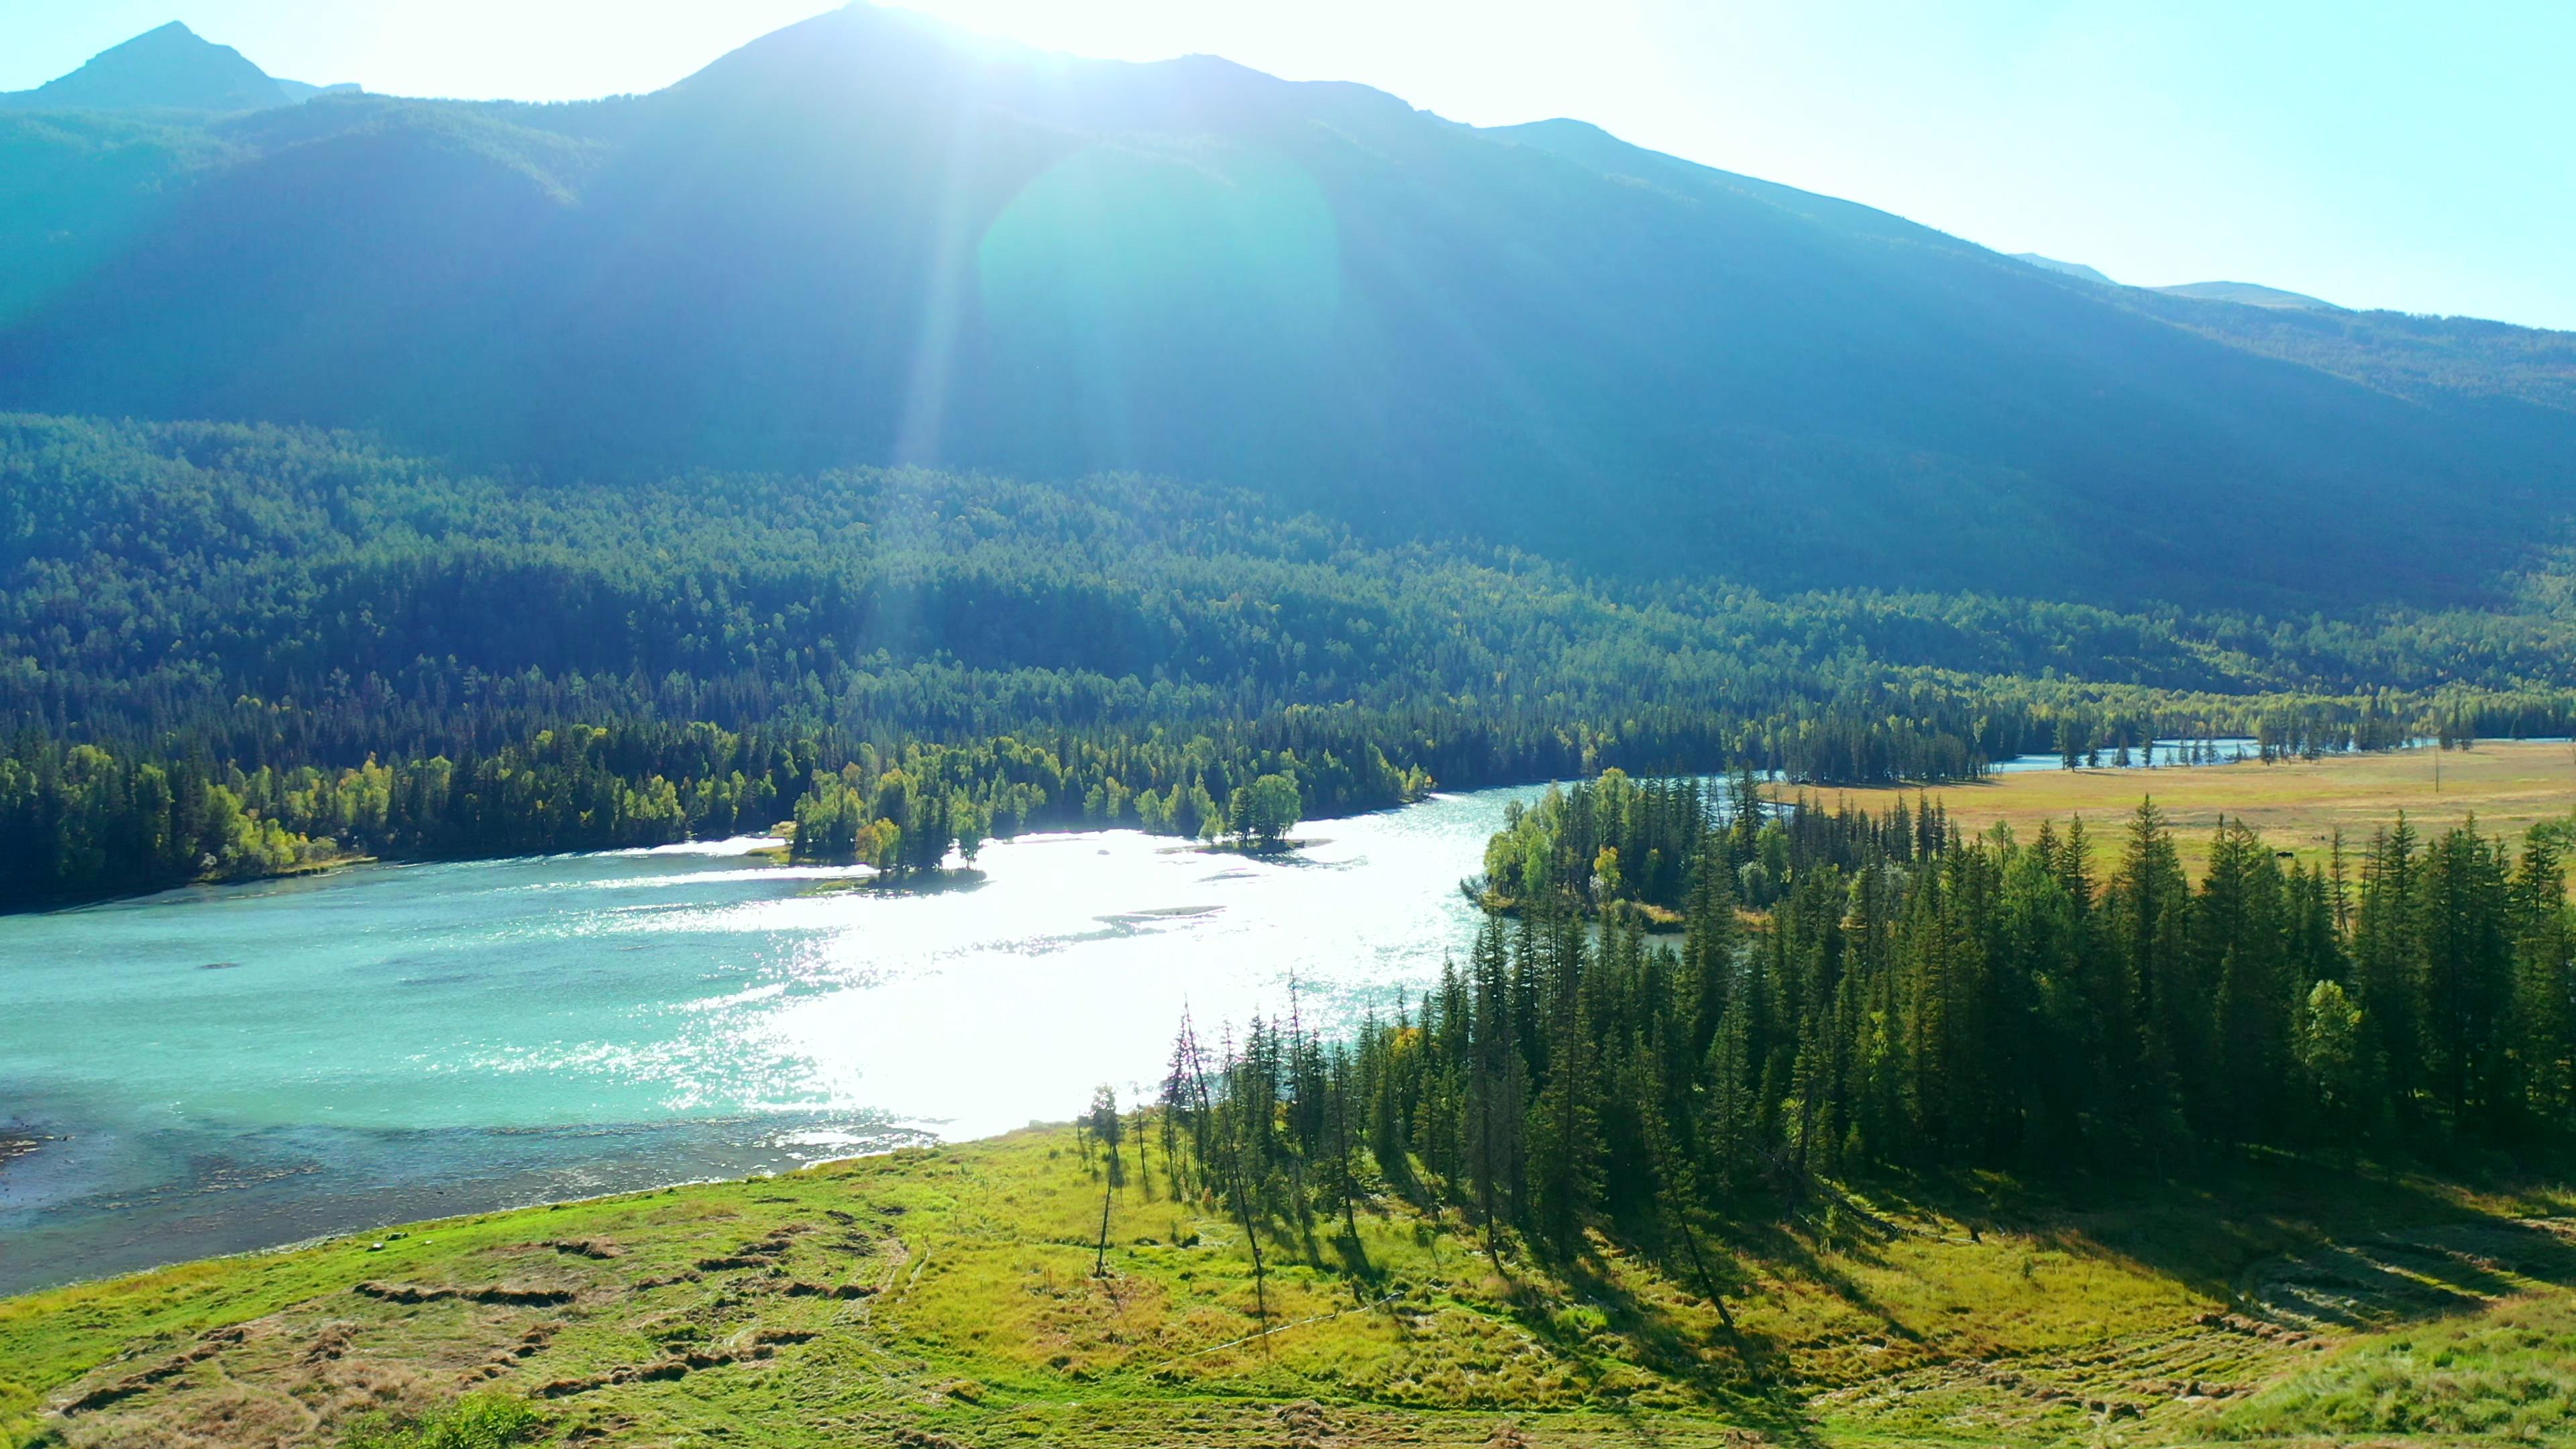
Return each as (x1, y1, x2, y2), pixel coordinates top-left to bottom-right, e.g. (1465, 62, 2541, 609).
(3, 1, 2569, 329)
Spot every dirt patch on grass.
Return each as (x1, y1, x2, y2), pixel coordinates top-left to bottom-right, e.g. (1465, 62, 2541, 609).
(353, 1281, 576, 1307)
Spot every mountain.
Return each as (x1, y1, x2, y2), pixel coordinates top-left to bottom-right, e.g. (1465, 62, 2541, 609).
(273, 78, 363, 103)
(2012, 252, 2115, 284)
(1994, 256, 2569, 406)
(0, 5, 2570, 611)
(0, 22, 347, 114)
(2156, 278, 2338, 311)
(2018, 254, 2340, 311)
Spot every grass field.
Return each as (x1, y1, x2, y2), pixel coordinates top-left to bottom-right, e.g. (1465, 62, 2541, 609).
(1774, 739, 2576, 877)
(6, 1124, 2573, 1448)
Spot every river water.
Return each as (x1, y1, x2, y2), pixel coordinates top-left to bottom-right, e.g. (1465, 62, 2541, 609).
(0, 788, 1541, 1294)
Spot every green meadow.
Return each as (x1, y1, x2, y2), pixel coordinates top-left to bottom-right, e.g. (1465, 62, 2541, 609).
(1776, 739, 2576, 881)
(7, 1124, 2571, 1448)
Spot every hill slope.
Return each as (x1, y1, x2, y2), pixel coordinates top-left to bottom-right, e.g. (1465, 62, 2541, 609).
(5, 1124, 2571, 1448)
(2011, 251, 2115, 284)
(1, 6, 2571, 610)
(2157, 278, 2339, 310)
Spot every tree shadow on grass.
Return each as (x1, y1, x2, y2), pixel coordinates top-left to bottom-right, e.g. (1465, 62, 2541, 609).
(1510, 1247, 1828, 1449)
(1857, 1146, 2576, 1337)
(1714, 1209, 1925, 1348)
(2245, 1218, 2576, 1332)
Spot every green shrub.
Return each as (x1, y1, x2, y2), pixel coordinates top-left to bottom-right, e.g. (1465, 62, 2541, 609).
(340, 1393, 541, 1449)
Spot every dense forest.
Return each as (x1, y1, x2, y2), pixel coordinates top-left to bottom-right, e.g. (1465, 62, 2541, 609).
(1152, 789, 2576, 1301)
(6, 414, 2576, 909)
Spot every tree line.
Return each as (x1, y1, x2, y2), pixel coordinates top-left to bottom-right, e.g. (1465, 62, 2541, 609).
(0, 722, 1416, 906)
(1146, 788, 2574, 1305)
(7, 413, 2573, 906)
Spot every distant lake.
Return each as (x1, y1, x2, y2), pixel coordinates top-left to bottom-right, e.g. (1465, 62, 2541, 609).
(1989, 736, 2261, 773)
(0, 788, 1535, 1293)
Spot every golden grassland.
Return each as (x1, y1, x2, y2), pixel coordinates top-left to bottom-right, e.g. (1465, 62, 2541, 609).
(1774, 739, 2576, 877)
(6, 1124, 2576, 1448)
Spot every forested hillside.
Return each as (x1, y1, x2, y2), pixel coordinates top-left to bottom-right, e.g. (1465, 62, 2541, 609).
(3, 5, 2572, 608)
(3, 413, 2573, 910)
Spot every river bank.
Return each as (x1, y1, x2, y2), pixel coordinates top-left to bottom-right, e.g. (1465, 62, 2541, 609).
(6, 1117, 2566, 1449)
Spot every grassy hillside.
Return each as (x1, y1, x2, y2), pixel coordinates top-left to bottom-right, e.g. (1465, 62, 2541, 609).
(4, 1124, 2570, 1448)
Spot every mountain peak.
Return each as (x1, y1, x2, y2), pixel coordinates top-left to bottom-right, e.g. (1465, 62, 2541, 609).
(674, 2, 1036, 91)
(3, 20, 301, 113)
(2012, 253, 2116, 285)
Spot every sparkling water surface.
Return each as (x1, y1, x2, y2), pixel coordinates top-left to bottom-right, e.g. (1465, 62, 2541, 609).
(0, 788, 1535, 1293)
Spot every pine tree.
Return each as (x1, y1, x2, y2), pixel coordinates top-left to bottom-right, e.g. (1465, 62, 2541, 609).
(2420, 822, 2511, 1136)
(1463, 920, 1524, 1265)
(2107, 800, 2192, 1146)
(2200, 821, 2290, 1144)
(2508, 830, 2575, 1132)
(1087, 1084, 1124, 1276)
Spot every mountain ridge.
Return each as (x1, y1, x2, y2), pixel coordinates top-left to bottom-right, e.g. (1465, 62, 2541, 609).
(2158, 278, 2339, 311)
(0, 21, 352, 114)
(0, 5, 2569, 612)
(2012, 252, 2344, 311)
(2012, 251, 2115, 284)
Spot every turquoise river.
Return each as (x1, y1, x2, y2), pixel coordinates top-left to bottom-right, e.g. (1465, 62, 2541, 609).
(0, 786, 1536, 1294)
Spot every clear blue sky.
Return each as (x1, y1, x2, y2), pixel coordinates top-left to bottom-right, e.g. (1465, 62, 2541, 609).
(5, 0, 2570, 329)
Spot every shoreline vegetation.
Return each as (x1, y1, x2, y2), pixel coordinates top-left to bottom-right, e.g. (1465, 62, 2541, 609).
(1470, 740, 2576, 921)
(780, 766, 1310, 874)
(11, 417, 2576, 918)
(17, 737, 2559, 921)
(0, 730, 2516, 916)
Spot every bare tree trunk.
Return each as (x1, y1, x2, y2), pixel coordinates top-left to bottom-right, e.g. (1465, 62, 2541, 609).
(1095, 1161, 1116, 1277)
(1185, 1020, 1268, 1332)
